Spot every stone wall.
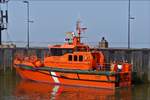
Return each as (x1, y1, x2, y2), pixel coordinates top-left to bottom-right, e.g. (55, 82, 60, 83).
(0, 48, 150, 83)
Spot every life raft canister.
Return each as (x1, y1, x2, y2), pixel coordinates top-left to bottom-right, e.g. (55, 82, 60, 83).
(35, 60, 43, 67)
(14, 59, 21, 64)
(22, 61, 35, 67)
(28, 56, 42, 67)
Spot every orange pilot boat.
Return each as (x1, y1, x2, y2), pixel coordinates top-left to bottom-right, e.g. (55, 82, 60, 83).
(14, 20, 132, 89)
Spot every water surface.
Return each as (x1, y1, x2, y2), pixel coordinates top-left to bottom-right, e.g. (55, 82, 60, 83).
(0, 70, 150, 100)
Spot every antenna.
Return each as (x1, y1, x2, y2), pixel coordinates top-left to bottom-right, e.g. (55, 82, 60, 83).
(76, 18, 81, 37)
(76, 18, 87, 43)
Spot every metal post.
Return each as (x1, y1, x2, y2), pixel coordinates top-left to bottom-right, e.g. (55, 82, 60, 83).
(0, 25, 1, 45)
(148, 52, 150, 83)
(0, 1, 9, 46)
(23, 1, 29, 49)
(128, 0, 131, 49)
(27, 1, 29, 49)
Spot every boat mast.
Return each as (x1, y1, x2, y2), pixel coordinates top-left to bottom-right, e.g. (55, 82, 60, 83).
(73, 19, 87, 45)
(76, 19, 81, 43)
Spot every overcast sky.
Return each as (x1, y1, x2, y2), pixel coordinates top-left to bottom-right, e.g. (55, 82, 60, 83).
(1, 0, 150, 48)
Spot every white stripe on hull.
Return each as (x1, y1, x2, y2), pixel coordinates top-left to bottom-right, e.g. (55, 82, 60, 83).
(51, 72, 60, 83)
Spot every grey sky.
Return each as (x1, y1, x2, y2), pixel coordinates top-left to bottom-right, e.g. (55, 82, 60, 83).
(2, 0, 150, 48)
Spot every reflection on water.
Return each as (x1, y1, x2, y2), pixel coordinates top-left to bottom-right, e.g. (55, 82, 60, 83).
(0, 70, 150, 100)
(14, 80, 116, 100)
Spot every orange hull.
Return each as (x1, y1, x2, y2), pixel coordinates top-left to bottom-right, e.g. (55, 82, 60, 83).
(14, 64, 131, 89)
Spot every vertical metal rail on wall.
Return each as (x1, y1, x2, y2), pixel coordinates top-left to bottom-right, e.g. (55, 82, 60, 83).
(148, 52, 150, 82)
(0, 49, 13, 72)
(0, 49, 3, 71)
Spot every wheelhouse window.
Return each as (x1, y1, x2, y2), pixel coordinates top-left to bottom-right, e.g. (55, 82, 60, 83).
(68, 55, 72, 61)
(79, 55, 83, 61)
(50, 48, 73, 56)
(74, 55, 78, 61)
(75, 46, 89, 52)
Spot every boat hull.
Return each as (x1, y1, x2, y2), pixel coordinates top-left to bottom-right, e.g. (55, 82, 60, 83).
(14, 64, 131, 89)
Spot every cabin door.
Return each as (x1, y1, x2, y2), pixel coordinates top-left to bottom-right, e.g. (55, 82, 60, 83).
(92, 53, 100, 69)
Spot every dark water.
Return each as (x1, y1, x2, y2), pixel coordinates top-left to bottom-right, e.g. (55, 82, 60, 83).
(0, 70, 150, 100)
